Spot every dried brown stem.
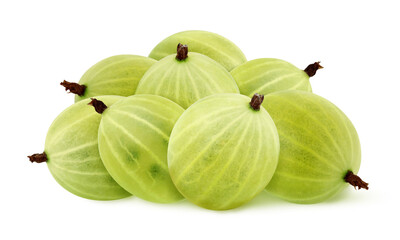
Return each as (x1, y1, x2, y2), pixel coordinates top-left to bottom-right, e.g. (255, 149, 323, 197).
(88, 98, 108, 114)
(344, 171, 369, 190)
(60, 80, 86, 96)
(28, 152, 47, 163)
(249, 93, 264, 111)
(304, 62, 323, 77)
(176, 43, 188, 60)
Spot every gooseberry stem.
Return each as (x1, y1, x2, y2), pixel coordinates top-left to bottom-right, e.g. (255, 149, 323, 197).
(249, 93, 264, 111)
(304, 62, 323, 77)
(88, 98, 108, 114)
(344, 171, 369, 190)
(28, 152, 47, 163)
(60, 80, 86, 96)
(176, 43, 188, 61)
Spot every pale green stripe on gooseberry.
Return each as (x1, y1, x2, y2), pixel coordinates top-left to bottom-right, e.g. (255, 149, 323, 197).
(174, 112, 247, 183)
(187, 116, 250, 185)
(331, 105, 361, 173)
(104, 117, 168, 171)
(99, 126, 150, 193)
(135, 58, 170, 93)
(183, 63, 202, 100)
(196, 117, 252, 198)
(241, 67, 293, 85)
(111, 109, 170, 140)
(273, 170, 338, 183)
(89, 76, 136, 88)
(188, 62, 221, 93)
(287, 78, 309, 91)
(46, 112, 98, 144)
(48, 140, 98, 158)
(194, 53, 239, 91)
(310, 98, 350, 168)
(230, 59, 284, 78)
(49, 162, 110, 176)
(277, 117, 344, 163)
(168, 106, 243, 148)
(119, 105, 177, 125)
(279, 129, 342, 172)
(216, 119, 262, 209)
(172, 63, 182, 103)
(131, 95, 183, 114)
(298, 93, 356, 170)
(153, 61, 178, 94)
(249, 72, 301, 95)
(277, 96, 349, 170)
(81, 58, 135, 84)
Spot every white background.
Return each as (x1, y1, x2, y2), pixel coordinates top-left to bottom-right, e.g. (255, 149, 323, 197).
(1, 0, 399, 239)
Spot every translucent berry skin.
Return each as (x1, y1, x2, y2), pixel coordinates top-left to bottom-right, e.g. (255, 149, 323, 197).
(136, 52, 239, 109)
(231, 58, 312, 97)
(148, 30, 247, 71)
(98, 95, 184, 203)
(263, 91, 361, 204)
(168, 94, 280, 210)
(45, 96, 130, 200)
(75, 55, 156, 102)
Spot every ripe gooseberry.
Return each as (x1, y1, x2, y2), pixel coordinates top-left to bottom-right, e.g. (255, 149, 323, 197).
(28, 96, 130, 200)
(231, 58, 322, 97)
(91, 95, 184, 203)
(136, 44, 239, 109)
(168, 93, 279, 210)
(61, 55, 156, 102)
(262, 90, 368, 203)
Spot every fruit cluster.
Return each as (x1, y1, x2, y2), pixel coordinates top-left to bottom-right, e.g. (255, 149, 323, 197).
(29, 30, 368, 210)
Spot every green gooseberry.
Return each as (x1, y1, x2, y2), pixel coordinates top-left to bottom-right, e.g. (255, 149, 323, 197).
(91, 95, 184, 203)
(148, 30, 247, 71)
(28, 96, 131, 200)
(262, 90, 368, 204)
(136, 44, 239, 109)
(61, 55, 156, 102)
(230, 58, 323, 97)
(168, 93, 280, 210)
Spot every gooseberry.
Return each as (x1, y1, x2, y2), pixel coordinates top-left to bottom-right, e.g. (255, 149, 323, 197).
(168, 93, 279, 210)
(262, 90, 368, 203)
(61, 55, 156, 102)
(136, 44, 239, 109)
(28, 96, 130, 200)
(231, 58, 322, 97)
(92, 95, 185, 203)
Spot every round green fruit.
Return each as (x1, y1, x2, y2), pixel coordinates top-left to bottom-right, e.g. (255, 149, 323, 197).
(149, 30, 247, 71)
(136, 44, 239, 109)
(262, 90, 368, 204)
(231, 58, 322, 97)
(93, 95, 184, 203)
(28, 96, 130, 200)
(61, 55, 156, 102)
(168, 93, 280, 210)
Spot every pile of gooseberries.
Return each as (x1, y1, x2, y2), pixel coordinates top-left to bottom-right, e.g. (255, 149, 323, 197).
(29, 30, 368, 210)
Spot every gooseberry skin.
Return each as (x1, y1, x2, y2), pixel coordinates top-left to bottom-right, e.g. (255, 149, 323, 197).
(135, 52, 239, 109)
(74, 55, 156, 102)
(231, 58, 312, 97)
(98, 95, 184, 203)
(263, 90, 361, 204)
(148, 30, 247, 71)
(168, 93, 280, 210)
(44, 96, 130, 200)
